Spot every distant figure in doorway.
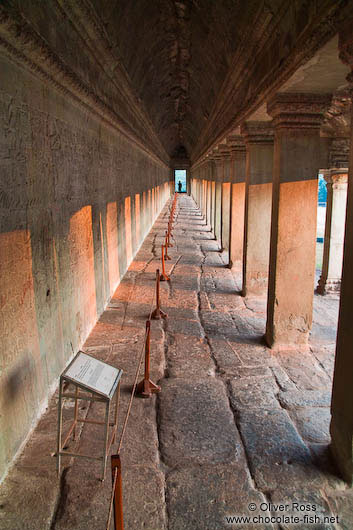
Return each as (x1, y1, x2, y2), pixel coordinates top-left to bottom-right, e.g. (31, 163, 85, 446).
(178, 180, 182, 192)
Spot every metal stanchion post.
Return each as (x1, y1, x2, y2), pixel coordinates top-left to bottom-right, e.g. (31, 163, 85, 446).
(151, 269, 167, 319)
(160, 245, 170, 281)
(136, 321, 161, 398)
(111, 454, 124, 530)
(164, 233, 171, 259)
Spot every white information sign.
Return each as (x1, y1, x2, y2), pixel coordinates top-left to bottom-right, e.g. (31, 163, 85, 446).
(64, 352, 120, 398)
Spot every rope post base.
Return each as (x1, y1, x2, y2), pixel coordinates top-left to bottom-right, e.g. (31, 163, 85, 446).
(151, 269, 167, 320)
(111, 454, 124, 530)
(136, 321, 161, 398)
(135, 378, 161, 398)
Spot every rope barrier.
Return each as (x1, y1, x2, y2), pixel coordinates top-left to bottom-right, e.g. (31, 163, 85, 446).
(106, 195, 178, 530)
(116, 290, 156, 455)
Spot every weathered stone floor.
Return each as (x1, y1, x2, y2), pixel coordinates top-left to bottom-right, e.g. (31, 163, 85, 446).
(1, 194, 352, 530)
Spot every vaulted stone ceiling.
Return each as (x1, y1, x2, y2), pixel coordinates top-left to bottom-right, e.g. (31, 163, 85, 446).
(93, 0, 353, 163)
(95, 0, 258, 159)
(4, 1, 352, 165)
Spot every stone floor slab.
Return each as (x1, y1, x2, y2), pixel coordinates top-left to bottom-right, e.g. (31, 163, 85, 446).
(278, 389, 332, 409)
(158, 378, 242, 467)
(166, 334, 215, 378)
(229, 377, 280, 411)
(167, 465, 273, 530)
(237, 409, 325, 491)
(289, 407, 331, 444)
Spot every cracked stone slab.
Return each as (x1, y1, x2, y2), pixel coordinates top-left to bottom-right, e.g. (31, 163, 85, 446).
(167, 465, 273, 530)
(243, 296, 267, 315)
(173, 263, 201, 276)
(162, 307, 198, 321)
(229, 312, 266, 337)
(200, 310, 236, 339)
(118, 395, 160, 467)
(198, 291, 212, 311)
(208, 292, 244, 312)
(204, 253, 224, 266)
(277, 351, 332, 391)
(237, 409, 325, 491)
(310, 346, 335, 376)
(166, 317, 204, 338)
(166, 334, 215, 378)
(288, 407, 331, 444)
(230, 342, 275, 366)
(179, 254, 205, 266)
(269, 365, 297, 392)
(278, 390, 332, 409)
(158, 378, 243, 467)
(164, 290, 199, 310)
(208, 338, 242, 374)
(229, 377, 280, 411)
(200, 241, 219, 252)
(122, 465, 167, 530)
(232, 366, 275, 379)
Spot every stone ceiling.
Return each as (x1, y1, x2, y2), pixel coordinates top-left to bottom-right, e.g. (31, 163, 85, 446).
(93, 1, 353, 164)
(93, 0, 261, 159)
(26, 0, 348, 165)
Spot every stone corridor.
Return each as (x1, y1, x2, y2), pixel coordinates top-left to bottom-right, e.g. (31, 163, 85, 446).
(1, 195, 352, 530)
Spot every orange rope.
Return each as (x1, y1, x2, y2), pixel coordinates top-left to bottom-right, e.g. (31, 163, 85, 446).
(116, 289, 156, 455)
(106, 197, 178, 529)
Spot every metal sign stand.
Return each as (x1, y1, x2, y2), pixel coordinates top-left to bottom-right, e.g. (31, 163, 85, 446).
(56, 351, 123, 480)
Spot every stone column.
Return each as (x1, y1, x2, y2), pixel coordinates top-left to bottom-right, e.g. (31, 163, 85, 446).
(207, 178, 212, 227)
(200, 162, 206, 216)
(197, 177, 201, 210)
(265, 93, 331, 349)
(241, 122, 274, 296)
(228, 136, 246, 270)
(198, 178, 202, 210)
(211, 179, 216, 233)
(206, 155, 216, 232)
(330, 26, 353, 484)
(317, 169, 348, 294)
(220, 146, 231, 253)
(213, 152, 223, 244)
(203, 175, 207, 219)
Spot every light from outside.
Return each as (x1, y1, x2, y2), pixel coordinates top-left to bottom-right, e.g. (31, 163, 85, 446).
(175, 169, 186, 192)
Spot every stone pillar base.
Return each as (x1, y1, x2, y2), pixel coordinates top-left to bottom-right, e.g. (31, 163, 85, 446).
(242, 273, 268, 296)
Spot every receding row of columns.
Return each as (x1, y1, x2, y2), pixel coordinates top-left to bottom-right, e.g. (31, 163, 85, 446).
(190, 28, 353, 483)
(191, 93, 348, 349)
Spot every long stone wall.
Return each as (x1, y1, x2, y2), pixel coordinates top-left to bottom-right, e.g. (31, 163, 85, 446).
(0, 53, 170, 482)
